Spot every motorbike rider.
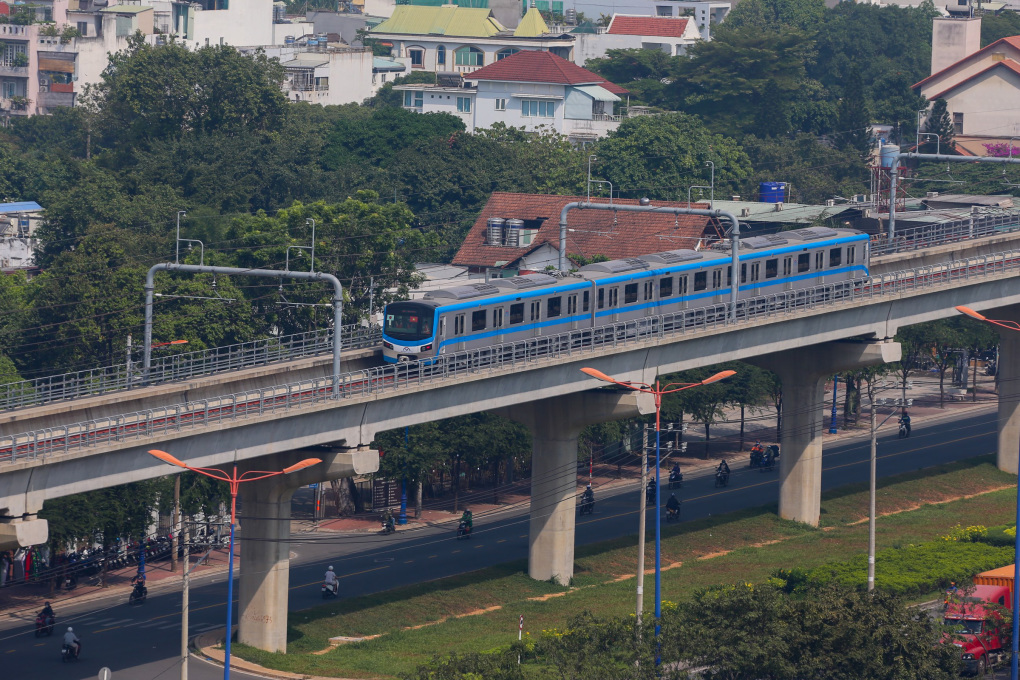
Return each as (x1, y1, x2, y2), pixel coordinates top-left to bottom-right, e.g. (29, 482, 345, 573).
(40, 601, 54, 622)
(669, 463, 682, 480)
(460, 508, 473, 535)
(899, 411, 912, 437)
(646, 478, 656, 501)
(666, 493, 680, 516)
(717, 459, 730, 475)
(582, 484, 595, 505)
(63, 626, 81, 658)
(323, 565, 338, 595)
(382, 508, 395, 532)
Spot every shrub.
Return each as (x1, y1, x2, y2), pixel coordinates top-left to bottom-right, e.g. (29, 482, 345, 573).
(807, 540, 1013, 595)
(978, 525, 1016, 547)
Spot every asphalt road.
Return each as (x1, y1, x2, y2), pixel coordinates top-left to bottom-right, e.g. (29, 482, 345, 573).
(0, 407, 1001, 680)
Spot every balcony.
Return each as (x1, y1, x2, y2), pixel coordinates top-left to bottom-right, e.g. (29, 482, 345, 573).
(0, 98, 31, 116)
(38, 90, 75, 108)
(0, 65, 29, 78)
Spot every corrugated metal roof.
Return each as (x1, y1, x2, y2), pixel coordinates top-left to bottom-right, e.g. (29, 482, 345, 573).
(0, 201, 42, 214)
(370, 5, 505, 37)
(99, 4, 152, 13)
(373, 57, 406, 71)
(282, 56, 329, 68)
(513, 7, 548, 37)
(571, 84, 620, 102)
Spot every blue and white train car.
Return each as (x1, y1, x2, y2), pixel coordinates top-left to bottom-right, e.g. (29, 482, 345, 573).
(381, 227, 869, 364)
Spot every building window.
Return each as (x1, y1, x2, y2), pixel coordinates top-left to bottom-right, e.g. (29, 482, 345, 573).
(496, 47, 519, 60)
(77, 21, 89, 36)
(0, 42, 27, 68)
(656, 5, 673, 15)
(521, 99, 555, 117)
(436, 45, 446, 65)
(953, 112, 964, 135)
(408, 48, 424, 68)
(495, 98, 507, 111)
(403, 90, 423, 108)
(457, 96, 471, 113)
(454, 46, 484, 66)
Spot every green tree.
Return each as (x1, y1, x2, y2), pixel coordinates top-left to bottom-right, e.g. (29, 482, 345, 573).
(834, 65, 873, 159)
(739, 134, 868, 204)
(723, 0, 826, 32)
(592, 112, 750, 200)
(924, 98, 956, 153)
(981, 10, 1020, 47)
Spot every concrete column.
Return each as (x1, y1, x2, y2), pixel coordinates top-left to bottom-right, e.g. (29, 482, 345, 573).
(755, 340, 901, 526)
(497, 391, 653, 585)
(998, 316, 1020, 474)
(0, 515, 48, 552)
(236, 447, 377, 653)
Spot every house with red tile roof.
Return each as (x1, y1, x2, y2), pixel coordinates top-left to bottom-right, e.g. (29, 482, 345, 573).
(451, 192, 721, 277)
(913, 17, 1020, 156)
(395, 50, 630, 141)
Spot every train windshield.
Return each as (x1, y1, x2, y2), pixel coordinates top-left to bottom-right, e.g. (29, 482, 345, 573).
(384, 303, 434, 342)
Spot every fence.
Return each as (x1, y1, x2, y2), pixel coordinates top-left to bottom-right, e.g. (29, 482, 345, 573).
(871, 211, 1020, 256)
(3, 248, 1017, 464)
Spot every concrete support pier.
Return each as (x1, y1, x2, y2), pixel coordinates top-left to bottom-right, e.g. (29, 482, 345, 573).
(756, 340, 901, 526)
(236, 447, 377, 653)
(498, 392, 653, 585)
(997, 308, 1020, 474)
(0, 515, 47, 551)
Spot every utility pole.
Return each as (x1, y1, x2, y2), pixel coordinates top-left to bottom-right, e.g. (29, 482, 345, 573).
(126, 334, 133, 390)
(171, 475, 180, 572)
(180, 548, 213, 680)
(636, 426, 649, 631)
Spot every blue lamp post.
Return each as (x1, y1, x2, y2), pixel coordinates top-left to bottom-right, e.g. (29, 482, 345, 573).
(400, 426, 409, 525)
(829, 376, 839, 434)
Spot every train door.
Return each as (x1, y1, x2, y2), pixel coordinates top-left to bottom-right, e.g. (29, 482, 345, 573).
(453, 313, 466, 351)
(847, 244, 859, 279)
(530, 299, 542, 336)
(782, 256, 793, 290)
(749, 262, 761, 295)
(678, 275, 689, 309)
(814, 250, 825, 284)
(642, 280, 654, 317)
(492, 306, 505, 344)
(567, 294, 579, 329)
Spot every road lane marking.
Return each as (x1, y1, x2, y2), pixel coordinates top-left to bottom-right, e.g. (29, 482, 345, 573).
(451, 550, 460, 554)
(428, 555, 438, 559)
(34, 643, 44, 647)
(519, 534, 527, 538)
(157, 623, 179, 630)
(404, 560, 414, 564)
(474, 545, 484, 549)
(93, 625, 121, 634)
(497, 539, 506, 543)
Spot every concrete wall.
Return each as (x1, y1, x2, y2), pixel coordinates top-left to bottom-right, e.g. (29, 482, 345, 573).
(938, 67, 1020, 137)
(385, 37, 571, 74)
(931, 17, 982, 76)
(473, 81, 566, 132)
(189, 0, 274, 48)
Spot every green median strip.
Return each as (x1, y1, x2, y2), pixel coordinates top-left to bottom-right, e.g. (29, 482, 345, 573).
(233, 455, 1015, 679)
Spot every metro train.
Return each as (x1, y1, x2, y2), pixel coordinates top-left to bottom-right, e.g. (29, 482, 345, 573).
(381, 226, 870, 364)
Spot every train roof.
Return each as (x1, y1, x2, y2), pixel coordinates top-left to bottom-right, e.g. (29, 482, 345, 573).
(577, 248, 726, 279)
(712, 227, 865, 252)
(423, 273, 560, 301)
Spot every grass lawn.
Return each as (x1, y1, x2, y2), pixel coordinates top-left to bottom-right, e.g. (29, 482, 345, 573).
(233, 455, 1015, 679)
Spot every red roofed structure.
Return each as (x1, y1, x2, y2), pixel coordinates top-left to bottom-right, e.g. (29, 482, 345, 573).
(468, 49, 629, 95)
(452, 192, 721, 274)
(606, 15, 694, 39)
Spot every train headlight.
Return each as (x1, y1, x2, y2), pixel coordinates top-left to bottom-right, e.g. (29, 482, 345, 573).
(422, 343, 433, 351)
(383, 341, 394, 350)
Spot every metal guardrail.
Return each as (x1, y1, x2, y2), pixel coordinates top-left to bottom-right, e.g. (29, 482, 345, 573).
(3, 249, 1018, 465)
(871, 211, 1020, 256)
(0, 325, 381, 412)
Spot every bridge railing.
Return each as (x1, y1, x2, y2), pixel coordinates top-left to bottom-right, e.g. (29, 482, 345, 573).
(4, 248, 1018, 464)
(870, 211, 1020, 256)
(0, 325, 380, 412)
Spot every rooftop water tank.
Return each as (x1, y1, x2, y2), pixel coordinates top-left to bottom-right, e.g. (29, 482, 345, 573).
(505, 219, 524, 248)
(880, 144, 901, 169)
(486, 218, 506, 246)
(285, 35, 295, 45)
(759, 182, 787, 204)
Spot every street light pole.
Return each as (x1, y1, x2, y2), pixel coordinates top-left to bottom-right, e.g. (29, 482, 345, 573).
(830, 376, 839, 434)
(636, 426, 648, 629)
(579, 367, 736, 664)
(148, 450, 321, 680)
(956, 305, 1020, 680)
(181, 548, 214, 680)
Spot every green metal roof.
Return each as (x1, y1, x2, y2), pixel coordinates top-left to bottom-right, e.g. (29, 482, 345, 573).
(371, 5, 506, 37)
(374, 57, 407, 71)
(406, 0, 491, 7)
(513, 7, 548, 37)
(571, 84, 620, 102)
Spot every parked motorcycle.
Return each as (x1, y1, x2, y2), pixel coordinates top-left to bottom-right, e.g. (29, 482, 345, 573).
(380, 517, 395, 535)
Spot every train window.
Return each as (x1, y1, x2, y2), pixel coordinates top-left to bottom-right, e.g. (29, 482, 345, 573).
(644, 281, 653, 300)
(712, 270, 722, 288)
(727, 266, 731, 286)
(815, 251, 824, 269)
(765, 259, 778, 279)
(829, 248, 842, 267)
(659, 277, 673, 297)
(694, 272, 707, 291)
(493, 308, 504, 328)
(798, 253, 810, 272)
(848, 246, 856, 264)
(741, 264, 746, 283)
(609, 288, 619, 307)
(472, 310, 486, 331)
(624, 283, 638, 304)
(583, 290, 590, 312)
(531, 301, 540, 321)
(547, 297, 561, 318)
(509, 303, 524, 324)
(567, 295, 577, 314)
(750, 263, 760, 282)
(455, 314, 465, 335)
(783, 258, 792, 276)
(679, 276, 688, 295)
(597, 288, 605, 309)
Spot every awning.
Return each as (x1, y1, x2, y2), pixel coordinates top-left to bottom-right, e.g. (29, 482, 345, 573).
(281, 57, 328, 69)
(572, 85, 620, 102)
(509, 92, 562, 100)
(38, 58, 74, 73)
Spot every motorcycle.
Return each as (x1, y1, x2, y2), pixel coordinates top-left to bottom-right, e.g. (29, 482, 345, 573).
(128, 582, 147, 605)
(457, 521, 472, 539)
(666, 505, 680, 522)
(645, 485, 656, 507)
(321, 581, 338, 599)
(668, 470, 683, 490)
(34, 614, 55, 637)
(715, 470, 730, 488)
(898, 422, 909, 439)
(380, 517, 395, 535)
(61, 643, 79, 662)
(749, 447, 764, 468)
(579, 496, 594, 516)
(758, 452, 775, 473)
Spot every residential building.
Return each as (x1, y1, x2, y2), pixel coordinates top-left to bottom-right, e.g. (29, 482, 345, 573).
(573, 14, 701, 64)
(451, 192, 719, 278)
(395, 49, 628, 141)
(0, 22, 79, 118)
(268, 43, 378, 105)
(370, 5, 573, 75)
(913, 16, 1020, 154)
(0, 201, 43, 272)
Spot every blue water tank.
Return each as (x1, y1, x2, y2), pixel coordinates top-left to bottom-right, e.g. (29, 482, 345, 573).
(284, 35, 295, 46)
(307, 37, 318, 47)
(880, 144, 900, 169)
(759, 182, 787, 203)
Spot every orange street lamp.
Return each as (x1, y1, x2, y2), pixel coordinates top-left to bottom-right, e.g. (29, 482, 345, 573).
(579, 367, 735, 664)
(956, 305, 1020, 680)
(147, 450, 320, 680)
(151, 339, 189, 349)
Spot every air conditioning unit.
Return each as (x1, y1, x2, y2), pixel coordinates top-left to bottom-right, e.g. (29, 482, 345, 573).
(39, 75, 50, 86)
(863, 209, 872, 219)
(740, 207, 751, 217)
(926, 191, 939, 198)
(39, 84, 49, 92)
